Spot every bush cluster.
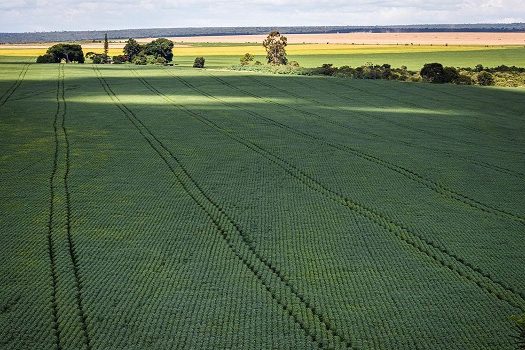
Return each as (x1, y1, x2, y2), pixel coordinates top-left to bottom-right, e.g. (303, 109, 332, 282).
(193, 57, 205, 68)
(36, 44, 84, 63)
(231, 59, 525, 87)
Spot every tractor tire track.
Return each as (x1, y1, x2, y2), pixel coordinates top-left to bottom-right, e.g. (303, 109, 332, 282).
(324, 78, 525, 156)
(46, 64, 63, 350)
(138, 69, 525, 312)
(59, 64, 92, 350)
(365, 79, 524, 143)
(289, 76, 525, 179)
(410, 82, 525, 118)
(95, 66, 352, 350)
(205, 73, 525, 225)
(0, 64, 30, 107)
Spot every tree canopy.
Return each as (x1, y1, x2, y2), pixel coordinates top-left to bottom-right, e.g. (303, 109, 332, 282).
(37, 44, 84, 63)
(143, 38, 174, 62)
(123, 38, 142, 61)
(263, 31, 288, 65)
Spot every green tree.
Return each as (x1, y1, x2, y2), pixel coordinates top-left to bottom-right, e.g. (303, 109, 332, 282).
(112, 55, 127, 64)
(46, 44, 84, 63)
(443, 66, 460, 83)
(36, 54, 57, 63)
(193, 57, 205, 68)
(103, 33, 109, 63)
(263, 31, 288, 65)
(123, 38, 142, 62)
(477, 71, 495, 86)
(420, 63, 446, 83)
(240, 53, 254, 66)
(143, 38, 174, 62)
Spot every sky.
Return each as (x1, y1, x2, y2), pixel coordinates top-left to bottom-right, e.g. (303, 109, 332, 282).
(0, 0, 524, 32)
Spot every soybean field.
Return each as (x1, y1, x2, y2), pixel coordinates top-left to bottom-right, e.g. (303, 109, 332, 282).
(1, 62, 525, 349)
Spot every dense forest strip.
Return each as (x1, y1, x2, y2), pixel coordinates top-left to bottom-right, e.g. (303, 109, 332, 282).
(95, 66, 353, 350)
(134, 68, 525, 311)
(0, 64, 29, 107)
(3, 23, 524, 43)
(203, 72, 525, 224)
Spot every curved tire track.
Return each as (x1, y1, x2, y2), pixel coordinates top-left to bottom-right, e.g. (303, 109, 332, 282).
(0, 63, 30, 107)
(208, 73, 525, 225)
(95, 66, 352, 350)
(140, 69, 525, 311)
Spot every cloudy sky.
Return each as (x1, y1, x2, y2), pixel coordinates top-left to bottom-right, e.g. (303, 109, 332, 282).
(1, 0, 524, 32)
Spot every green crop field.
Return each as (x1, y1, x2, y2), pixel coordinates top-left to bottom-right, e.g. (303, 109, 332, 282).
(2, 44, 525, 69)
(1, 61, 524, 349)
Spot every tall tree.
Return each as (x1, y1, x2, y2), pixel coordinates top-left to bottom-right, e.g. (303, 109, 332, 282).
(123, 38, 142, 61)
(103, 33, 109, 63)
(143, 38, 174, 62)
(263, 31, 288, 65)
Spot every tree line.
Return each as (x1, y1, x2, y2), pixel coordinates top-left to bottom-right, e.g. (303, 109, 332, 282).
(36, 35, 175, 65)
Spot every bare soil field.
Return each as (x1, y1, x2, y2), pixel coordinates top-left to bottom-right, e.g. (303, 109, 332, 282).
(156, 32, 525, 45)
(1, 32, 524, 49)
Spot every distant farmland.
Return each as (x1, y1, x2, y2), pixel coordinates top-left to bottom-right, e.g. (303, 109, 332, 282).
(0, 61, 524, 349)
(1, 42, 525, 69)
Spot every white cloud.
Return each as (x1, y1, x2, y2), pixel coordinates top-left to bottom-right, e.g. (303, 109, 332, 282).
(0, 0, 524, 32)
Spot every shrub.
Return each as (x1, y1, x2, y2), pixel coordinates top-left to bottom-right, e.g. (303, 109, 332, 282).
(145, 55, 157, 65)
(91, 54, 105, 64)
(36, 54, 57, 63)
(317, 64, 337, 76)
(156, 56, 167, 65)
(474, 64, 484, 72)
(240, 53, 254, 66)
(193, 57, 205, 68)
(336, 65, 355, 77)
(443, 67, 460, 83)
(254, 61, 262, 65)
(420, 63, 446, 83)
(132, 53, 147, 65)
(112, 55, 128, 64)
(289, 61, 300, 67)
(477, 71, 495, 86)
(456, 74, 473, 85)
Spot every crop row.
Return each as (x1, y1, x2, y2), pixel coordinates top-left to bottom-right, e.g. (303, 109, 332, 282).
(131, 68, 525, 312)
(327, 78, 525, 157)
(0, 63, 30, 107)
(280, 75, 525, 180)
(44, 64, 91, 350)
(94, 65, 353, 349)
(241, 74, 525, 223)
